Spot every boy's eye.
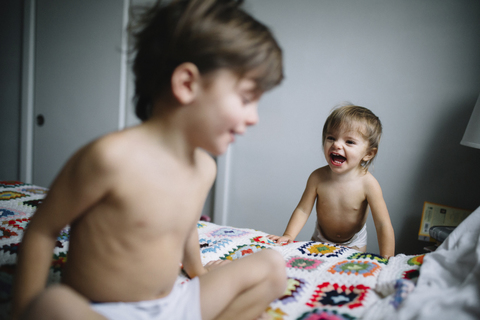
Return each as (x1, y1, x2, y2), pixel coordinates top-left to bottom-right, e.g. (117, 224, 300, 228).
(346, 140, 356, 145)
(242, 96, 252, 104)
(326, 136, 335, 141)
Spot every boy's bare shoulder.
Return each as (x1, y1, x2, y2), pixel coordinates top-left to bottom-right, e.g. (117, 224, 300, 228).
(60, 133, 120, 178)
(70, 130, 217, 192)
(39, 132, 132, 221)
(77, 131, 134, 171)
(65, 130, 147, 185)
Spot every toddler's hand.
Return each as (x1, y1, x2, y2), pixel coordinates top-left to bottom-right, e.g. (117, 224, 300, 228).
(266, 234, 293, 244)
(266, 234, 280, 242)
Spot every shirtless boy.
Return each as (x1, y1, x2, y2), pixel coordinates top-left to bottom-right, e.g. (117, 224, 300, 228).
(12, 1, 287, 319)
(268, 105, 395, 258)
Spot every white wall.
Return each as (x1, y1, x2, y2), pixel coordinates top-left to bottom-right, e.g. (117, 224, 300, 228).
(221, 0, 480, 255)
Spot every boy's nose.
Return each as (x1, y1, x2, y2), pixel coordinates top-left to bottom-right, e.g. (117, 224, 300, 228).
(246, 104, 259, 126)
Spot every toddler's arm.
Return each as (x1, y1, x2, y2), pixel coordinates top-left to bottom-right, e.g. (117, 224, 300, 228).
(267, 171, 320, 244)
(366, 176, 395, 258)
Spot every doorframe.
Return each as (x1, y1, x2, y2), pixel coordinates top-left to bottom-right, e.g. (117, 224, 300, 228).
(19, 0, 35, 184)
(212, 147, 232, 226)
(118, 0, 131, 130)
(19, 0, 131, 183)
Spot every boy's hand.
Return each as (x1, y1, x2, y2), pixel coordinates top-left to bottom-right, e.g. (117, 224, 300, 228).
(266, 234, 294, 244)
(204, 259, 231, 272)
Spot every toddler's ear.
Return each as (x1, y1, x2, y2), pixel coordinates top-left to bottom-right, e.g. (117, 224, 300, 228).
(363, 148, 377, 162)
(171, 62, 200, 104)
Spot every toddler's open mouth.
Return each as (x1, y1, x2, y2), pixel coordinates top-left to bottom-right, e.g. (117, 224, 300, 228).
(330, 153, 346, 165)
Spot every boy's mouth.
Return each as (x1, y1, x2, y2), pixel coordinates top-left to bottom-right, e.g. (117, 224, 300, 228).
(330, 153, 346, 165)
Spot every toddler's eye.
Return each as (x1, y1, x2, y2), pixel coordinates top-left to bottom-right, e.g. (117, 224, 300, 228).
(326, 136, 335, 141)
(346, 140, 356, 145)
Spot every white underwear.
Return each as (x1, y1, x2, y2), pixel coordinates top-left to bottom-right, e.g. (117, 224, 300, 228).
(91, 277, 202, 320)
(311, 222, 367, 249)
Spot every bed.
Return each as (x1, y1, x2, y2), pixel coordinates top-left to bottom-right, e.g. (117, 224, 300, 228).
(1, 181, 479, 319)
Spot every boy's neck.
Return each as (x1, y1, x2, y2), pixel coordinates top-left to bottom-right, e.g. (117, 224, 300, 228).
(140, 112, 199, 166)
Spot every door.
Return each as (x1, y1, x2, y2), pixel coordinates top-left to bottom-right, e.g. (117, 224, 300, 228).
(33, 0, 125, 187)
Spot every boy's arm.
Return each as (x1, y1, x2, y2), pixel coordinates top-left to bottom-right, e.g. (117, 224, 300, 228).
(12, 142, 113, 319)
(182, 150, 224, 278)
(268, 171, 320, 244)
(182, 225, 231, 278)
(182, 226, 208, 278)
(366, 176, 395, 258)
(12, 213, 61, 320)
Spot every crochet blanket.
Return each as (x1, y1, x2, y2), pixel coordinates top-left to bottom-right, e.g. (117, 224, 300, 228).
(190, 223, 423, 320)
(0, 181, 426, 320)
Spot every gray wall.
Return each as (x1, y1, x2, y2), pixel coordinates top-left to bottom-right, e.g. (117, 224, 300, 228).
(225, 0, 480, 255)
(2, 1, 480, 255)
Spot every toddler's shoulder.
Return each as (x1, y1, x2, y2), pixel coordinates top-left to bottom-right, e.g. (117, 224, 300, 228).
(310, 166, 330, 179)
(362, 171, 378, 182)
(361, 171, 382, 192)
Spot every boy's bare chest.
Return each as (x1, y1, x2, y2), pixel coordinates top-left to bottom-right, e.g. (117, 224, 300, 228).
(75, 155, 212, 238)
(64, 175, 208, 297)
(114, 174, 209, 227)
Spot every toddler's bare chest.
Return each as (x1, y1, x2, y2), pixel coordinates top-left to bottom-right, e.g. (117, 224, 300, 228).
(316, 184, 367, 213)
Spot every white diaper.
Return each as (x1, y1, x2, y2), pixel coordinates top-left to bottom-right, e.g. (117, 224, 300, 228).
(91, 277, 202, 320)
(312, 222, 367, 249)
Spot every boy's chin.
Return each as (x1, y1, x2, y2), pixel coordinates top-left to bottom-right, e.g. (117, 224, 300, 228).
(214, 145, 229, 156)
(203, 144, 229, 157)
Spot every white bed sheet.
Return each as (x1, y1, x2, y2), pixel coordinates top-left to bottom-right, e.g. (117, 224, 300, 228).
(365, 206, 480, 320)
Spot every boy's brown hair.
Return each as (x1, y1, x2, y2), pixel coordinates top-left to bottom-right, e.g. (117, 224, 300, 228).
(129, 0, 283, 121)
(322, 104, 383, 171)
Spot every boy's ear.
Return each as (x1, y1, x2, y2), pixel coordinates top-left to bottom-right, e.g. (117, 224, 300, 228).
(362, 148, 377, 162)
(171, 62, 200, 104)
